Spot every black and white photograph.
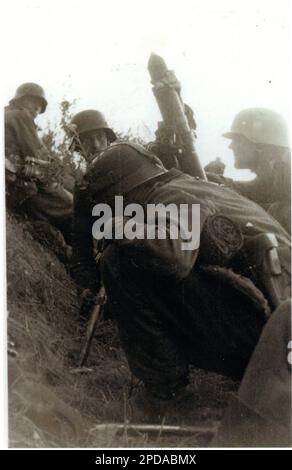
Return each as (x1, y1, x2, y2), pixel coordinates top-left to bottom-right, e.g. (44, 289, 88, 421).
(0, 0, 291, 452)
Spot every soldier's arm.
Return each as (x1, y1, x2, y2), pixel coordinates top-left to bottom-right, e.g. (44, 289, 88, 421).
(100, 213, 199, 281)
(5, 108, 50, 160)
(207, 173, 265, 204)
(5, 118, 39, 201)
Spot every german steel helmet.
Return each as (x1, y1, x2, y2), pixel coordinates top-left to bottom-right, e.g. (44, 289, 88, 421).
(85, 142, 166, 200)
(70, 110, 117, 143)
(223, 108, 290, 148)
(10, 83, 48, 113)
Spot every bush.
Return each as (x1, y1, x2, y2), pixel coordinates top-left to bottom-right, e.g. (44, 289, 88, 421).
(41, 100, 83, 191)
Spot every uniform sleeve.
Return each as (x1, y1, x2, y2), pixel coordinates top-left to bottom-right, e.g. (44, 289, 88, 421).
(5, 119, 20, 156)
(5, 109, 50, 159)
(103, 211, 199, 281)
(224, 178, 271, 206)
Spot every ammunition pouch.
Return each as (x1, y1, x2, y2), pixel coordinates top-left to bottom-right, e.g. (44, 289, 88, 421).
(241, 233, 290, 310)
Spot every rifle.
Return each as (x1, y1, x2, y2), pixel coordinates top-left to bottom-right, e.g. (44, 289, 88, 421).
(77, 285, 106, 367)
(6, 154, 64, 184)
(148, 53, 206, 180)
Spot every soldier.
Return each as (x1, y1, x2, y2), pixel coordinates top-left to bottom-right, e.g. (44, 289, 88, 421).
(222, 108, 291, 233)
(204, 157, 226, 176)
(71, 110, 291, 435)
(70, 110, 117, 311)
(5, 83, 73, 247)
(68, 109, 116, 166)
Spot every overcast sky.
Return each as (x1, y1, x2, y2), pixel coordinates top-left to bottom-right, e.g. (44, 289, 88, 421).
(1, 0, 291, 179)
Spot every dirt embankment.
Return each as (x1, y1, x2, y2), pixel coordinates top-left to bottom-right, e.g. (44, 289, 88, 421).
(7, 214, 237, 448)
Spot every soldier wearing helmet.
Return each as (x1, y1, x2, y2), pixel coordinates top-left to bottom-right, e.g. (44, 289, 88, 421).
(9, 82, 48, 117)
(70, 109, 290, 437)
(222, 108, 291, 233)
(204, 157, 226, 176)
(5, 83, 73, 252)
(69, 110, 117, 163)
(5, 83, 49, 161)
(70, 110, 117, 301)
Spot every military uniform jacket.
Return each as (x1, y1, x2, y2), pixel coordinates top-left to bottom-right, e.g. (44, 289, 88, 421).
(5, 104, 51, 160)
(72, 144, 291, 294)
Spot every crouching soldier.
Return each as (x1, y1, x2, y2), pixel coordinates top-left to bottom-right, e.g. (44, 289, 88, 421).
(71, 110, 291, 440)
(5, 83, 73, 255)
